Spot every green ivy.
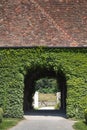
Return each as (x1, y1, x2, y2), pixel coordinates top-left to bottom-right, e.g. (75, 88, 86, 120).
(0, 47, 87, 118)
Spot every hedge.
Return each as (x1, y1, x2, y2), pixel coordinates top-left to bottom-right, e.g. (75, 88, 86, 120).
(0, 47, 87, 118)
(0, 108, 4, 123)
(84, 109, 87, 124)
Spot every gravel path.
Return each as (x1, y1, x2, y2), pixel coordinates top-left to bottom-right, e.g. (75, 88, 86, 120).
(9, 110, 75, 130)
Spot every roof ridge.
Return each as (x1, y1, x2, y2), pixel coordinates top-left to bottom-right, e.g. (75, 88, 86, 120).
(30, 0, 79, 47)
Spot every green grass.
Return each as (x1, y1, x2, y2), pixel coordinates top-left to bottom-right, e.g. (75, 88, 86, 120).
(39, 93, 56, 102)
(0, 118, 22, 130)
(73, 121, 87, 130)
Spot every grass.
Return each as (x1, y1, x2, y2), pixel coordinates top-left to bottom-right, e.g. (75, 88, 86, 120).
(0, 118, 22, 130)
(39, 93, 56, 102)
(73, 120, 87, 130)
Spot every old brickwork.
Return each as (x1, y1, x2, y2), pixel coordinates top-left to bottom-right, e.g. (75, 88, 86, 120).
(0, 0, 87, 47)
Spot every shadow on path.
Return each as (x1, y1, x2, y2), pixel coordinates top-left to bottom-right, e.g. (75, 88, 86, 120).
(24, 110, 66, 118)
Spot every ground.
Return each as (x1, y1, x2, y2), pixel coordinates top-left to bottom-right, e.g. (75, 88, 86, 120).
(9, 110, 75, 130)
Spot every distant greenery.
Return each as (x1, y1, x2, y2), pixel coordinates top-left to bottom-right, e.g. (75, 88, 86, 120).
(73, 121, 87, 130)
(35, 78, 59, 93)
(0, 118, 22, 130)
(55, 103, 60, 110)
(39, 93, 56, 102)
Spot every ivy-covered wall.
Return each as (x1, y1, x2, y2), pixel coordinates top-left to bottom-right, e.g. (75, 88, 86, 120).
(0, 48, 87, 118)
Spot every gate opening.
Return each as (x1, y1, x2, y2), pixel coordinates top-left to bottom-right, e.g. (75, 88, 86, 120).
(23, 67, 67, 114)
(33, 78, 60, 110)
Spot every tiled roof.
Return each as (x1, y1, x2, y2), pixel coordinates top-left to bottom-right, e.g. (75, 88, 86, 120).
(0, 0, 87, 47)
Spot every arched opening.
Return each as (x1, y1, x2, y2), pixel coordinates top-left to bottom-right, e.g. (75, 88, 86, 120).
(33, 78, 59, 110)
(23, 67, 67, 114)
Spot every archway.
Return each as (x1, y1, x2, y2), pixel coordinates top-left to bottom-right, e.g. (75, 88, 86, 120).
(23, 67, 67, 113)
(33, 78, 58, 110)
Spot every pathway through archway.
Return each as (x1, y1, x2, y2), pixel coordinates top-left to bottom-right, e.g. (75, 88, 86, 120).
(23, 67, 67, 115)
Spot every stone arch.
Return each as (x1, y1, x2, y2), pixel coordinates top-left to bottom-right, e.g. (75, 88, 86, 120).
(23, 66, 67, 113)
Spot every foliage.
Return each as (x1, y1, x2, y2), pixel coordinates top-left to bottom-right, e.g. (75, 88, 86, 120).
(35, 78, 58, 93)
(0, 118, 22, 130)
(0, 108, 4, 123)
(73, 121, 87, 130)
(0, 47, 87, 118)
(84, 109, 87, 124)
(55, 103, 60, 110)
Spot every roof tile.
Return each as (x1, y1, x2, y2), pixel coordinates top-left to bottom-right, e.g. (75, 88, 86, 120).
(0, 0, 87, 47)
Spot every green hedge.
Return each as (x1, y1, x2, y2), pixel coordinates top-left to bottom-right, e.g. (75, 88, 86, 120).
(0, 47, 87, 118)
(84, 109, 87, 124)
(0, 108, 4, 123)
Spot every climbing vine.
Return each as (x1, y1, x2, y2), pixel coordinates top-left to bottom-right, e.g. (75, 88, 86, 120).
(0, 47, 87, 118)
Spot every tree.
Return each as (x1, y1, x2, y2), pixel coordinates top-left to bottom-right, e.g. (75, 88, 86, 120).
(35, 78, 59, 93)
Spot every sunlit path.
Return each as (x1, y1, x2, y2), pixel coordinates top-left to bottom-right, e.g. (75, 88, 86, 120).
(9, 110, 75, 130)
